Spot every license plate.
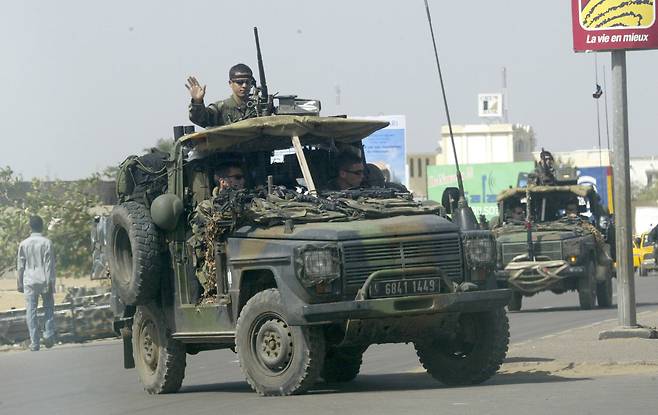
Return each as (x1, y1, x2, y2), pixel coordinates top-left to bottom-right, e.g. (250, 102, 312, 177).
(368, 278, 442, 298)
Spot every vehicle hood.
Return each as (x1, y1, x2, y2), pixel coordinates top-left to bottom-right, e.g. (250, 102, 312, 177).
(233, 214, 458, 241)
(496, 228, 579, 244)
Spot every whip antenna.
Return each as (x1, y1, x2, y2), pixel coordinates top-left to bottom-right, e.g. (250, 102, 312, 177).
(423, 0, 464, 196)
(423, 0, 478, 230)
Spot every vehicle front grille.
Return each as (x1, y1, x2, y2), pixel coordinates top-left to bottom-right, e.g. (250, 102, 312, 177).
(501, 240, 563, 265)
(341, 234, 463, 294)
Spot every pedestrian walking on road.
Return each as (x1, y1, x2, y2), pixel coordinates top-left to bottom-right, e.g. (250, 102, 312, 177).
(17, 215, 57, 351)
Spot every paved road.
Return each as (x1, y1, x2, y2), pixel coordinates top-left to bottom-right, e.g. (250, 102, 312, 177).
(2, 276, 657, 415)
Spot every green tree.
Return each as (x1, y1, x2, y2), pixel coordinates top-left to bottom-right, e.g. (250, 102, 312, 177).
(0, 166, 100, 277)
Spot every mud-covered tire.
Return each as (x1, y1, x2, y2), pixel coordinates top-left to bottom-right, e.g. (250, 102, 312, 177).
(108, 201, 163, 305)
(578, 259, 597, 310)
(596, 276, 613, 308)
(414, 308, 509, 386)
(132, 303, 186, 394)
(507, 291, 523, 312)
(321, 345, 366, 383)
(235, 289, 325, 396)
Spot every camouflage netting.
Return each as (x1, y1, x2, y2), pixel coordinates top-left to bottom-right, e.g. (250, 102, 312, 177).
(189, 187, 444, 301)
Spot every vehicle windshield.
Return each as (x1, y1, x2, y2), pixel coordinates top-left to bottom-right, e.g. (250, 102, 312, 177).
(501, 190, 594, 224)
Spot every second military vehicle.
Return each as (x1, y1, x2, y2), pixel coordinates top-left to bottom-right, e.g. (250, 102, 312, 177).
(492, 184, 615, 311)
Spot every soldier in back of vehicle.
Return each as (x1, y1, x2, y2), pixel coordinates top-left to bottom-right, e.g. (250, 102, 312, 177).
(186, 63, 256, 128)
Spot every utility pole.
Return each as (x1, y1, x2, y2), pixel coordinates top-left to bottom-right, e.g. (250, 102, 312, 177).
(599, 50, 656, 339)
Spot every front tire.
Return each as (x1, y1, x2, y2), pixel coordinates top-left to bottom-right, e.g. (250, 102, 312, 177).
(578, 259, 597, 310)
(507, 291, 523, 312)
(132, 303, 186, 394)
(235, 289, 325, 396)
(414, 308, 509, 386)
(596, 276, 613, 308)
(321, 345, 366, 383)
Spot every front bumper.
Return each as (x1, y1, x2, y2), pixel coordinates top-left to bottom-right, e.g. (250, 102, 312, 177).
(496, 262, 585, 294)
(495, 266, 585, 281)
(301, 289, 511, 323)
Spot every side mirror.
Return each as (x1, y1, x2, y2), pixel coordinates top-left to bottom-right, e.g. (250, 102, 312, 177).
(150, 194, 183, 231)
(598, 215, 609, 229)
(441, 187, 461, 214)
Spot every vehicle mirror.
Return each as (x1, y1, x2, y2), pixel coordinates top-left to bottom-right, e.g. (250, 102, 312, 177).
(598, 215, 609, 229)
(441, 187, 460, 214)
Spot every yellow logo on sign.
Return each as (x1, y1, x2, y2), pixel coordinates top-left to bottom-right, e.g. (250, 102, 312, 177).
(581, 0, 655, 29)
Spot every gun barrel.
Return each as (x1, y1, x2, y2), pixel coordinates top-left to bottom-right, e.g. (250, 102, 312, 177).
(253, 27, 269, 102)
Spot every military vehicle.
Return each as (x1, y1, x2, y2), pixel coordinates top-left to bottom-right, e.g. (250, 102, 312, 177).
(107, 115, 513, 396)
(492, 184, 615, 311)
(106, 25, 510, 396)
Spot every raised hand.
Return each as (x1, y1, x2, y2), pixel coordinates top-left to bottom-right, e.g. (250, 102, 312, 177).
(185, 76, 206, 103)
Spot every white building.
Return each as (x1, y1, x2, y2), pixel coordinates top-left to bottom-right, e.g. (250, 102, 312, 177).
(407, 152, 437, 199)
(630, 156, 658, 188)
(435, 123, 535, 165)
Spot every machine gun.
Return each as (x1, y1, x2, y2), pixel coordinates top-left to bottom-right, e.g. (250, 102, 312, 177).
(249, 27, 321, 118)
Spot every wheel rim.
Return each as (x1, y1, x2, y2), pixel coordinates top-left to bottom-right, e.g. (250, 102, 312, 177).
(140, 320, 159, 373)
(251, 313, 293, 374)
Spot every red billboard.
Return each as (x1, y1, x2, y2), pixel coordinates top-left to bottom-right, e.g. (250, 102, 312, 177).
(572, 0, 658, 52)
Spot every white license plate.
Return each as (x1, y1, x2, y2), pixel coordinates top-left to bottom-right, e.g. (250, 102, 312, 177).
(368, 278, 441, 298)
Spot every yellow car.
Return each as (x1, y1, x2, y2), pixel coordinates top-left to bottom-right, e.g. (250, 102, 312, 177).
(633, 233, 655, 276)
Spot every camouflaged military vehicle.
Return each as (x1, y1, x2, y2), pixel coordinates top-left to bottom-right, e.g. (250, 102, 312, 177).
(107, 114, 512, 396)
(492, 185, 614, 311)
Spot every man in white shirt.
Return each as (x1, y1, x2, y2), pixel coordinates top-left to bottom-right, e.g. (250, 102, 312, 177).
(17, 216, 56, 351)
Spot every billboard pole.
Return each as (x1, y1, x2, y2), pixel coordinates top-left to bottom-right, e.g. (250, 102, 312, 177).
(599, 50, 656, 339)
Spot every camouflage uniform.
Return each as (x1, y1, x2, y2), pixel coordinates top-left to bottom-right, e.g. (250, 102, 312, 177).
(189, 95, 253, 128)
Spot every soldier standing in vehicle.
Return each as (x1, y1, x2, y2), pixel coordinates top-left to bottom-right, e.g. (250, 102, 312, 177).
(17, 215, 57, 351)
(186, 63, 256, 127)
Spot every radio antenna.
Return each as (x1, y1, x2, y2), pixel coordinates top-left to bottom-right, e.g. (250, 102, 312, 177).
(423, 0, 464, 196)
(423, 0, 478, 230)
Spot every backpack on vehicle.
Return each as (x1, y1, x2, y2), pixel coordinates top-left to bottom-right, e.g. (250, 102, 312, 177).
(116, 150, 169, 206)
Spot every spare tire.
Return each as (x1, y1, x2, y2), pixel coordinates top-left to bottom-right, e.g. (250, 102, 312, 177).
(108, 201, 164, 305)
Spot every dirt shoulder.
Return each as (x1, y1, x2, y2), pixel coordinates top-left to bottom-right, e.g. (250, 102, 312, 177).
(0, 272, 109, 311)
(500, 309, 658, 378)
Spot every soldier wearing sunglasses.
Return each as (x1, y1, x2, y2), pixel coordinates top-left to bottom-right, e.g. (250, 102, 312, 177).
(187, 63, 256, 128)
(326, 152, 365, 191)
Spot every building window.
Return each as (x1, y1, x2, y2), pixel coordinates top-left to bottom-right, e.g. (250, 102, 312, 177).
(409, 158, 414, 177)
(418, 159, 422, 178)
(426, 158, 430, 167)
